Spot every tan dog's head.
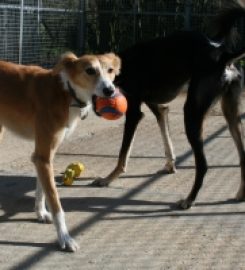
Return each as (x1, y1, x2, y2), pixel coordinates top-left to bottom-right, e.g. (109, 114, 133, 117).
(54, 52, 121, 103)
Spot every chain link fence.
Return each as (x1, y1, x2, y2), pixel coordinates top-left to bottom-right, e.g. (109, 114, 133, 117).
(0, 0, 227, 67)
(0, 0, 84, 66)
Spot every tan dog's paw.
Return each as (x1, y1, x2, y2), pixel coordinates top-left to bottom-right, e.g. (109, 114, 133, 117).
(37, 209, 52, 224)
(59, 234, 79, 252)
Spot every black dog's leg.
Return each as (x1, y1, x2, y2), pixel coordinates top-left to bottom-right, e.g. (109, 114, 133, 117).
(92, 99, 144, 186)
(146, 103, 176, 173)
(179, 99, 208, 209)
(221, 78, 245, 200)
(179, 76, 221, 209)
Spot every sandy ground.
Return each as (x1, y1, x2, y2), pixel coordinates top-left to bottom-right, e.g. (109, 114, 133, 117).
(1, 93, 245, 269)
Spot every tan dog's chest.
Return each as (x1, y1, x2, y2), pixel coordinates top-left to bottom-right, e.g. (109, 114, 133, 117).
(65, 107, 81, 138)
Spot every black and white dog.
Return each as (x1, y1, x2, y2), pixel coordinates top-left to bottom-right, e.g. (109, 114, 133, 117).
(93, 2, 245, 209)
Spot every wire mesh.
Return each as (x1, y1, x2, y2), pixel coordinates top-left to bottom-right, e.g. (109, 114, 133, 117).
(0, 0, 83, 67)
(0, 2, 20, 63)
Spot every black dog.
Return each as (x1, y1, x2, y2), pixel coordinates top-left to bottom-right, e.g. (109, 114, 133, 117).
(93, 2, 245, 209)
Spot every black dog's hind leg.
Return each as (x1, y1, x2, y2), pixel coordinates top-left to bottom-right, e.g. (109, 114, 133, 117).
(179, 75, 222, 209)
(221, 76, 245, 200)
(92, 99, 144, 186)
(146, 103, 177, 174)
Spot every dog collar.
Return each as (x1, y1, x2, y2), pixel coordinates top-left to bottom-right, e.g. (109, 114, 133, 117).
(67, 82, 87, 108)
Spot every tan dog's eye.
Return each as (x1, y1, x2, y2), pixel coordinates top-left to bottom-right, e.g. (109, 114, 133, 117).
(85, 67, 96, 75)
(108, 68, 114, 74)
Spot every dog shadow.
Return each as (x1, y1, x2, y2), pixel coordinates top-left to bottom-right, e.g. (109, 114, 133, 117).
(0, 174, 176, 220)
(0, 174, 245, 254)
(0, 175, 36, 222)
(0, 174, 243, 223)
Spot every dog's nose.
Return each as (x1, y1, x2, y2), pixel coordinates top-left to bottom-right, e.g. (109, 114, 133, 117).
(103, 87, 114, 97)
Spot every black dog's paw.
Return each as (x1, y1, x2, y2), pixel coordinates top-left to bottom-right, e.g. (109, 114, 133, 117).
(177, 199, 193, 210)
(91, 177, 110, 187)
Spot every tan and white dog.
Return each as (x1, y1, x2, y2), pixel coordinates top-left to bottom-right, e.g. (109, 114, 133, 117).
(0, 52, 121, 251)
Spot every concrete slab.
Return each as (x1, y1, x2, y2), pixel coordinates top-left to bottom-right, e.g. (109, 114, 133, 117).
(1, 93, 245, 269)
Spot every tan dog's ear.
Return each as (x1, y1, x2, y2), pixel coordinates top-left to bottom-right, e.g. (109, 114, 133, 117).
(104, 53, 121, 75)
(53, 52, 78, 75)
(113, 54, 121, 75)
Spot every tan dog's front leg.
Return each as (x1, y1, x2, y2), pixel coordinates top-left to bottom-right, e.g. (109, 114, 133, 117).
(35, 178, 52, 223)
(33, 152, 79, 252)
(0, 126, 4, 142)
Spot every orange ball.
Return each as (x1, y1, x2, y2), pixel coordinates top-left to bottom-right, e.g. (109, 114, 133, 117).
(95, 93, 127, 120)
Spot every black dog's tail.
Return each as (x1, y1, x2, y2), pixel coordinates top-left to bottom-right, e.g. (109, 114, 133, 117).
(211, 1, 245, 64)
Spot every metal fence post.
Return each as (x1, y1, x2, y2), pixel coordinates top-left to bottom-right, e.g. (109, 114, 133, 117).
(78, 0, 86, 54)
(37, 0, 41, 36)
(184, 0, 192, 30)
(19, 0, 24, 64)
(133, 0, 139, 43)
(3, 9, 7, 58)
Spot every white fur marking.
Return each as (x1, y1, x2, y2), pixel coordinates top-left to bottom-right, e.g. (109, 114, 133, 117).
(66, 107, 80, 137)
(209, 39, 222, 48)
(53, 211, 79, 251)
(224, 64, 240, 83)
(35, 179, 52, 222)
(59, 70, 92, 138)
(59, 71, 69, 91)
(54, 211, 68, 247)
(158, 107, 175, 163)
(59, 71, 91, 102)
(80, 103, 92, 119)
(69, 80, 91, 103)
(94, 77, 116, 97)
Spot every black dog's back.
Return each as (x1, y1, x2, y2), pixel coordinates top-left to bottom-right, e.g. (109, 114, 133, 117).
(117, 31, 218, 104)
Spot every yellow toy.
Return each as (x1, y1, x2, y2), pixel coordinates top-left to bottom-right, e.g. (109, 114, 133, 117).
(63, 162, 85, 186)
